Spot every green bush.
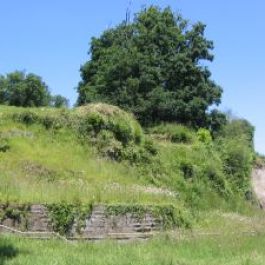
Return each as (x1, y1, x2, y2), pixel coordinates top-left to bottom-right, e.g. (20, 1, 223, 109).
(255, 153, 265, 168)
(12, 109, 69, 130)
(203, 163, 231, 195)
(0, 137, 10, 152)
(222, 139, 253, 191)
(213, 119, 255, 193)
(179, 161, 196, 179)
(73, 104, 143, 145)
(13, 111, 39, 125)
(73, 103, 157, 163)
(149, 123, 194, 144)
(46, 203, 93, 235)
(197, 128, 212, 144)
(220, 119, 254, 148)
(47, 204, 76, 235)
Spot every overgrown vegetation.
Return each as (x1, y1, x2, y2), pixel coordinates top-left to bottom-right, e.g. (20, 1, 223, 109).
(149, 123, 195, 144)
(0, 104, 256, 216)
(0, 4, 262, 265)
(72, 104, 157, 163)
(0, 7, 259, 238)
(106, 204, 191, 229)
(0, 204, 30, 230)
(47, 203, 93, 235)
(10, 103, 158, 164)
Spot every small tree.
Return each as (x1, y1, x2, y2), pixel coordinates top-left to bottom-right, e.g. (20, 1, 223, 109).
(50, 95, 69, 108)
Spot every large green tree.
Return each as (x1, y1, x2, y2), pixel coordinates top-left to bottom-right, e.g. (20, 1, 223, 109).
(77, 6, 223, 127)
(0, 71, 50, 107)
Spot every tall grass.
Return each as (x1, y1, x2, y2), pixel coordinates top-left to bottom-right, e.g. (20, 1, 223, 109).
(0, 117, 177, 204)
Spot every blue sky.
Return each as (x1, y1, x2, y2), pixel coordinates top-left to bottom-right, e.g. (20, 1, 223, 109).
(0, 1, 264, 153)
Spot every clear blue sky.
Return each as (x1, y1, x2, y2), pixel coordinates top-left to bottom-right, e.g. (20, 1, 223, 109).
(0, 1, 264, 153)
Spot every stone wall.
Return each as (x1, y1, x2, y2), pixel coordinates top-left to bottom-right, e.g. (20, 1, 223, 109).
(0, 204, 163, 240)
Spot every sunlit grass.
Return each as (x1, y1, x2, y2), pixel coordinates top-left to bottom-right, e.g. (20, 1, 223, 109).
(2, 232, 265, 265)
(0, 116, 177, 204)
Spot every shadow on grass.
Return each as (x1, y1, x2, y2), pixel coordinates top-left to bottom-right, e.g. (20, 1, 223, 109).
(0, 244, 18, 265)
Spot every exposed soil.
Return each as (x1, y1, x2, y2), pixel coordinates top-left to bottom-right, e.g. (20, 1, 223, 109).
(252, 168, 265, 207)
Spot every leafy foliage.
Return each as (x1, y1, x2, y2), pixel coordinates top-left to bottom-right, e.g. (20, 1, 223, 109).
(215, 118, 255, 192)
(0, 71, 50, 107)
(77, 6, 222, 128)
(72, 104, 157, 163)
(149, 123, 195, 143)
(47, 203, 93, 235)
(50, 95, 69, 108)
(197, 128, 212, 144)
(0, 137, 10, 152)
(106, 204, 191, 229)
(0, 71, 69, 109)
(255, 153, 265, 168)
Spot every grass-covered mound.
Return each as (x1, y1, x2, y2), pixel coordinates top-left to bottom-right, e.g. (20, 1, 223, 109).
(10, 103, 157, 163)
(0, 104, 163, 205)
(72, 103, 157, 163)
(0, 104, 257, 221)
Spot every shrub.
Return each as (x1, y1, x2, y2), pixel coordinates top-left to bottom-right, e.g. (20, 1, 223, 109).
(219, 118, 255, 148)
(13, 111, 39, 125)
(255, 153, 265, 168)
(222, 139, 253, 191)
(47, 203, 93, 235)
(203, 163, 231, 195)
(197, 128, 212, 144)
(0, 137, 10, 152)
(12, 109, 71, 130)
(180, 161, 195, 180)
(47, 204, 75, 235)
(73, 103, 157, 163)
(150, 123, 194, 144)
(73, 104, 142, 143)
(96, 130, 123, 161)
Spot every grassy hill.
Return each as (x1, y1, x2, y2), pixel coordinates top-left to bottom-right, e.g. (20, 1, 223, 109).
(0, 104, 256, 216)
(1, 104, 265, 265)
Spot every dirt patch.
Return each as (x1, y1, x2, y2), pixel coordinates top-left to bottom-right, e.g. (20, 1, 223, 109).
(252, 168, 265, 208)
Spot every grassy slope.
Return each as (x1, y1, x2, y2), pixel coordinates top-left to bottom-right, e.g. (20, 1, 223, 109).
(0, 105, 265, 264)
(0, 105, 178, 204)
(0, 105, 258, 214)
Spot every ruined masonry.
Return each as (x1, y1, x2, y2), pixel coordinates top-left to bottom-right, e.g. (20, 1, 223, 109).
(0, 205, 163, 240)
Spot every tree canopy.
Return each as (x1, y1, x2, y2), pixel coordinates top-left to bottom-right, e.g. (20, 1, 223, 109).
(0, 71, 68, 108)
(0, 71, 50, 107)
(50, 95, 69, 108)
(77, 6, 224, 128)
